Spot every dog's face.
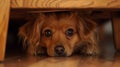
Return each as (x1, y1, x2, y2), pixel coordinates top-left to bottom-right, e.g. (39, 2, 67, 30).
(41, 14, 80, 56)
(19, 12, 97, 57)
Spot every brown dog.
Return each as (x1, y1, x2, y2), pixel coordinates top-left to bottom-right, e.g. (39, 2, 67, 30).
(19, 11, 99, 57)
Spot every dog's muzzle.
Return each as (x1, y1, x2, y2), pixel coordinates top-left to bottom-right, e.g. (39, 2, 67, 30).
(54, 45, 66, 56)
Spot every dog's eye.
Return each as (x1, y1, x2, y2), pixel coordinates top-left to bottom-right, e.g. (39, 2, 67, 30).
(44, 29, 52, 37)
(66, 28, 74, 37)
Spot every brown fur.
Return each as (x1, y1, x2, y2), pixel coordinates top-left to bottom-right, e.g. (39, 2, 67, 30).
(19, 11, 99, 56)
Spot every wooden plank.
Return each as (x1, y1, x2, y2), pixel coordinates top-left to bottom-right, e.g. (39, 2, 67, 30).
(11, 0, 120, 9)
(0, 0, 10, 61)
(112, 14, 120, 51)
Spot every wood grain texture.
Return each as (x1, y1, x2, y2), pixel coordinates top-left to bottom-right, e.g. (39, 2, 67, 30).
(0, 0, 10, 61)
(11, 0, 120, 9)
(112, 15, 120, 51)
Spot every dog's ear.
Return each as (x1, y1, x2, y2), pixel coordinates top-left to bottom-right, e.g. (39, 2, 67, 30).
(18, 13, 45, 46)
(82, 18, 96, 35)
(77, 16, 96, 38)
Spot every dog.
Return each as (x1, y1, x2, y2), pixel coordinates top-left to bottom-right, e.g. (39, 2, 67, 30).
(19, 11, 99, 57)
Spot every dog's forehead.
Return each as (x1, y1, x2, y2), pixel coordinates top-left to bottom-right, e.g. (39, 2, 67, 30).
(42, 14, 77, 27)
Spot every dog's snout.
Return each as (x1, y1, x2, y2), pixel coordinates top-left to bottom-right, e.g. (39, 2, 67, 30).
(55, 45, 65, 56)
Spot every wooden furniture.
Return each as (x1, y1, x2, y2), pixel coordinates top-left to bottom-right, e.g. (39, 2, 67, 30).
(1, 0, 120, 61)
(0, 0, 10, 61)
(112, 14, 120, 51)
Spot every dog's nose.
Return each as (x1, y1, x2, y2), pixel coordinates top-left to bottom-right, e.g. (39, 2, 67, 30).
(55, 45, 65, 56)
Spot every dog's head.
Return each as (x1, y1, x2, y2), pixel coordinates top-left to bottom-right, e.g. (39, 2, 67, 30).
(19, 12, 96, 56)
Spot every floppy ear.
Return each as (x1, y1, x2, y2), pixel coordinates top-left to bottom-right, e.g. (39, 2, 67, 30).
(18, 13, 45, 46)
(81, 18, 96, 35)
(77, 16, 96, 39)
